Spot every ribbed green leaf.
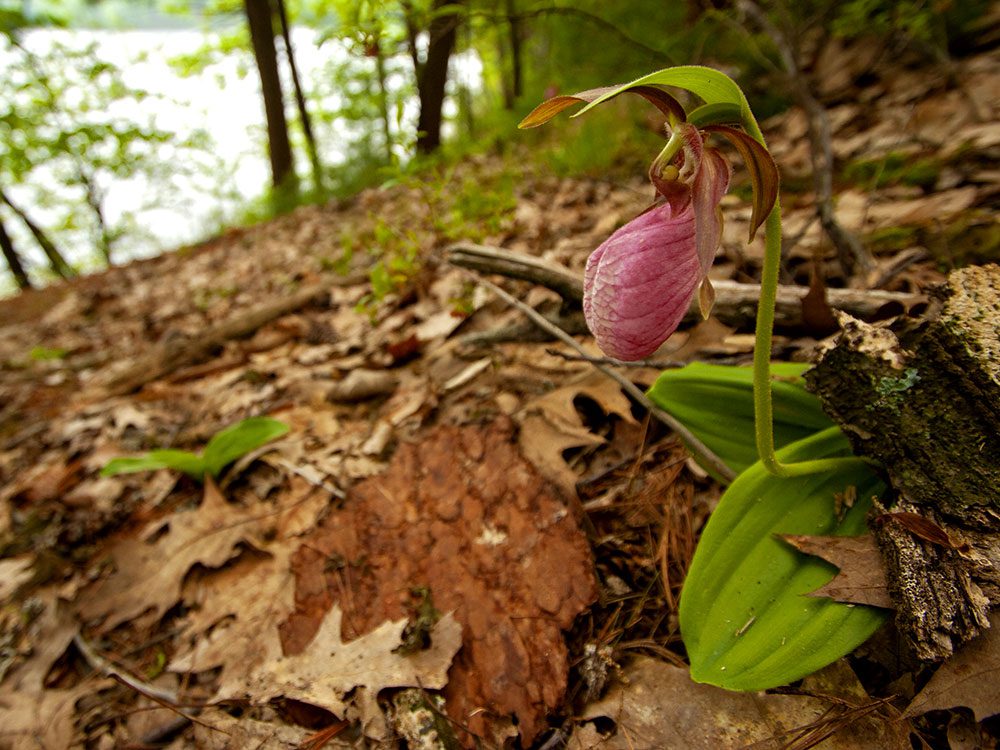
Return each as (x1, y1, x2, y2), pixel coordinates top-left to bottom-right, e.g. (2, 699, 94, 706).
(680, 427, 889, 691)
(646, 362, 833, 478)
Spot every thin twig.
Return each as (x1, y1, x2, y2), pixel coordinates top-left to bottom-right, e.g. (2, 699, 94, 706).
(467, 274, 737, 483)
(73, 633, 227, 736)
(544, 348, 749, 369)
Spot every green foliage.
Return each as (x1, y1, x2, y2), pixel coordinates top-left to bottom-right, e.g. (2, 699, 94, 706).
(680, 427, 889, 691)
(0, 28, 215, 273)
(647, 362, 834, 478)
(843, 151, 941, 190)
(102, 416, 289, 481)
(29, 345, 68, 361)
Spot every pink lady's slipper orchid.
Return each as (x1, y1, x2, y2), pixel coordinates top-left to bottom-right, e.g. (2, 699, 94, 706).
(519, 78, 778, 362)
(584, 122, 730, 360)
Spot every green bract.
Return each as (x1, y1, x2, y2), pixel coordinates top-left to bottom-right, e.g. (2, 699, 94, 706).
(647, 362, 834, 478)
(680, 427, 889, 691)
(102, 416, 289, 482)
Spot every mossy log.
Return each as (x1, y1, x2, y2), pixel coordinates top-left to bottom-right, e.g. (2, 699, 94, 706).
(807, 264, 1000, 661)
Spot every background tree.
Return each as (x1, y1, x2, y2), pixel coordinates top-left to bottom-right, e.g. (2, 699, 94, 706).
(243, 0, 297, 200)
(413, 0, 463, 154)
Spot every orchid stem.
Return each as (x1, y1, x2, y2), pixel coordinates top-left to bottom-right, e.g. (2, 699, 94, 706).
(745, 119, 858, 477)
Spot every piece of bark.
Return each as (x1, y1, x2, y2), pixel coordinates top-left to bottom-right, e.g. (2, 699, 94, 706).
(445, 243, 922, 331)
(807, 264, 1000, 660)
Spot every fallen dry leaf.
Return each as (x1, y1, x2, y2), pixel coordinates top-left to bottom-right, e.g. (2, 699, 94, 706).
(282, 417, 598, 745)
(78, 477, 286, 629)
(780, 534, 894, 609)
(517, 371, 637, 497)
(217, 605, 462, 738)
(571, 657, 903, 749)
(0, 591, 108, 750)
(905, 611, 1000, 721)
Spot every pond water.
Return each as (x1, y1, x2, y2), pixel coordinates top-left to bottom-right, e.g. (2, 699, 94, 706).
(3, 25, 481, 281)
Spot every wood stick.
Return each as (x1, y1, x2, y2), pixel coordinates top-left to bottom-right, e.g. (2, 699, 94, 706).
(446, 242, 924, 330)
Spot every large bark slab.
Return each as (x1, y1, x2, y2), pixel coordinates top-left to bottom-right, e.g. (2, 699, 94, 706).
(808, 264, 1000, 660)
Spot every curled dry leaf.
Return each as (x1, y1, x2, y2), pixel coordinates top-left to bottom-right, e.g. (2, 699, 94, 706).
(573, 657, 904, 750)
(780, 534, 894, 609)
(905, 611, 1000, 721)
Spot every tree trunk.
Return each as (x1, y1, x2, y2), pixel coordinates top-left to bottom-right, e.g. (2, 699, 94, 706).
(0, 214, 32, 290)
(506, 0, 523, 102)
(274, 0, 322, 192)
(415, 0, 462, 154)
(807, 264, 1000, 661)
(244, 0, 296, 194)
(373, 40, 394, 163)
(1, 189, 74, 279)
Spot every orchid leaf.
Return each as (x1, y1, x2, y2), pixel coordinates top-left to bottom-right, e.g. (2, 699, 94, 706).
(647, 362, 833, 478)
(519, 84, 685, 129)
(680, 427, 890, 691)
(102, 417, 289, 482)
(704, 125, 779, 241)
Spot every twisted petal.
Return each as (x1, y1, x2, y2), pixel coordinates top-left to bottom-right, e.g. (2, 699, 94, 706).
(583, 201, 699, 361)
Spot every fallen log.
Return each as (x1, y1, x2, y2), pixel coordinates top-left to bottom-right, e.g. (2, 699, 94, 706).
(807, 264, 1000, 660)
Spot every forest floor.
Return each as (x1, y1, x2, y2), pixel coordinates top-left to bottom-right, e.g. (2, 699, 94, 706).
(0, 33, 998, 750)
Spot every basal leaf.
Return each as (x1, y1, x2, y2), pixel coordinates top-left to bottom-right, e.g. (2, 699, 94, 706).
(102, 449, 205, 480)
(680, 427, 889, 691)
(201, 416, 289, 478)
(646, 362, 833, 478)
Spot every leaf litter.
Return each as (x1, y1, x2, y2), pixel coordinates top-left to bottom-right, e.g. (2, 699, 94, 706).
(0, 37, 998, 749)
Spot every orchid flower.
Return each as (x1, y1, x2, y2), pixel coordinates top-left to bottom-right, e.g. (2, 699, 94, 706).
(584, 122, 731, 360)
(520, 82, 777, 362)
(521, 68, 853, 480)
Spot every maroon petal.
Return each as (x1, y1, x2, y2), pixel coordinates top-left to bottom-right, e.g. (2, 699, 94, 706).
(583, 201, 700, 361)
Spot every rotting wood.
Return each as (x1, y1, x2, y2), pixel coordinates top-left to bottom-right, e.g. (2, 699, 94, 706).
(446, 242, 923, 331)
(808, 264, 1000, 661)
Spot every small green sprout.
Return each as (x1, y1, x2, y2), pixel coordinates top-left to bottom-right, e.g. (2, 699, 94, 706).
(101, 416, 289, 482)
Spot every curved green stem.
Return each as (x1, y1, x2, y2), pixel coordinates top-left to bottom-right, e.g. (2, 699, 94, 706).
(743, 112, 852, 477)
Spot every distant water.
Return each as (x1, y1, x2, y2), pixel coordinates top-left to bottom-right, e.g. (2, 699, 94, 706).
(3, 26, 481, 277)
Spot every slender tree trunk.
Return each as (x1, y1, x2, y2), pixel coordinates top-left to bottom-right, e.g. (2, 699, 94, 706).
(274, 0, 322, 192)
(400, 0, 423, 82)
(244, 0, 296, 195)
(415, 0, 462, 154)
(0, 214, 32, 290)
(373, 42, 394, 163)
(1, 189, 74, 279)
(506, 0, 522, 102)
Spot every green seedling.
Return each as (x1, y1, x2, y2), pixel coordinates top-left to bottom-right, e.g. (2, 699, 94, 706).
(101, 416, 289, 482)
